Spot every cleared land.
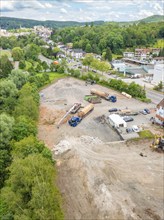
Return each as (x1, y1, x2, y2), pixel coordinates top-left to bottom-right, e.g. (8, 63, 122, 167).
(38, 78, 164, 220)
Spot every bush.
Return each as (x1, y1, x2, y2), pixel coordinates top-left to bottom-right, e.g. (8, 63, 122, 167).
(138, 130, 154, 139)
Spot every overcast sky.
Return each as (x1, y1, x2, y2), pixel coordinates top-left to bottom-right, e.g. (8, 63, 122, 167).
(1, 0, 163, 22)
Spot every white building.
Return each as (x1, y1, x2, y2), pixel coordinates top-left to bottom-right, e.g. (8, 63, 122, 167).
(152, 64, 164, 85)
(123, 52, 134, 58)
(108, 114, 127, 128)
(112, 60, 126, 72)
(155, 99, 164, 126)
(67, 49, 85, 59)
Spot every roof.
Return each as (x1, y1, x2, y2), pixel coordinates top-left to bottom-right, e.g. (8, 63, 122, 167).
(108, 114, 126, 125)
(157, 98, 164, 108)
(153, 57, 164, 60)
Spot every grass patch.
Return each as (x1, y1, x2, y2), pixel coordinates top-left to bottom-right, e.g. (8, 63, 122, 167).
(138, 130, 154, 139)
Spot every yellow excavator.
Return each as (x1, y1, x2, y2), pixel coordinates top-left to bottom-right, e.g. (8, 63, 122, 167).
(150, 134, 164, 152)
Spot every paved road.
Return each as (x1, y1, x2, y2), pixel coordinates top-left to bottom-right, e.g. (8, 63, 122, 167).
(146, 89, 163, 105)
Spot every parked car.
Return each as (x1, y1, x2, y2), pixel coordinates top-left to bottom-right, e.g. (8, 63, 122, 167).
(126, 128, 133, 133)
(144, 108, 150, 114)
(132, 125, 140, 132)
(109, 108, 118, 112)
(122, 116, 134, 122)
(140, 110, 147, 115)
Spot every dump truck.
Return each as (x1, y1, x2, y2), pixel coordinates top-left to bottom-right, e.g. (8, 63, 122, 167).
(90, 89, 117, 102)
(68, 104, 94, 127)
(84, 95, 101, 104)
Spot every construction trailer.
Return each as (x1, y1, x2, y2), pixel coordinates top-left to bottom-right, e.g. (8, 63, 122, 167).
(108, 114, 127, 128)
(91, 89, 117, 102)
(68, 104, 94, 127)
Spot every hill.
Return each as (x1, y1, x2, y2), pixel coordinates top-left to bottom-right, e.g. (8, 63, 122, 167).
(0, 17, 104, 30)
(0, 15, 163, 30)
(139, 15, 164, 23)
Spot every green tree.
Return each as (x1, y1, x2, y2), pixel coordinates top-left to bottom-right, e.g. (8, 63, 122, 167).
(0, 55, 13, 78)
(8, 69, 29, 89)
(12, 116, 37, 142)
(24, 43, 41, 60)
(53, 47, 60, 58)
(82, 54, 94, 71)
(14, 83, 39, 120)
(85, 43, 92, 53)
(0, 113, 15, 187)
(0, 80, 18, 113)
(12, 47, 24, 61)
(105, 47, 112, 61)
(42, 61, 49, 72)
(19, 60, 26, 69)
(1, 154, 64, 220)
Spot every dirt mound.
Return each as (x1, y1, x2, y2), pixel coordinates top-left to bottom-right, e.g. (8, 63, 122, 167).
(39, 106, 66, 125)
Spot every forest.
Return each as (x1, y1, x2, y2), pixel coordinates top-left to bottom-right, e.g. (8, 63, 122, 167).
(52, 21, 164, 54)
(0, 17, 104, 30)
(0, 35, 64, 220)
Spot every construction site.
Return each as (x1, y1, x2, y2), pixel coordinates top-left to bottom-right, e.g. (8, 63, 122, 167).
(38, 77, 164, 220)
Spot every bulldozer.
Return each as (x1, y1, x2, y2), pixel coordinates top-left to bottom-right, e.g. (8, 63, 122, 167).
(150, 134, 164, 152)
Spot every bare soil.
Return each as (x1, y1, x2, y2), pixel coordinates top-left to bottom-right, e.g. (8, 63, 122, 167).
(38, 78, 164, 220)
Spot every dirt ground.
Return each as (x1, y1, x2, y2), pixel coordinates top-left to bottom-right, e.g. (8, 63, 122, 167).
(38, 78, 164, 220)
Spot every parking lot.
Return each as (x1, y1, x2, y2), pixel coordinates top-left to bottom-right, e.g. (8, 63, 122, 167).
(38, 77, 156, 146)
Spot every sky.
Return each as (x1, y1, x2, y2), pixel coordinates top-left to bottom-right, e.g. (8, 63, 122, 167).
(1, 0, 164, 22)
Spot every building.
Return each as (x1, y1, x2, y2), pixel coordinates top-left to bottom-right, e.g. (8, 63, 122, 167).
(111, 60, 126, 72)
(152, 63, 164, 85)
(152, 57, 164, 64)
(135, 48, 151, 60)
(108, 114, 127, 128)
(67, 49, 85, 59)
(123, 52, 134, 58)
(155, 99, 164, 126)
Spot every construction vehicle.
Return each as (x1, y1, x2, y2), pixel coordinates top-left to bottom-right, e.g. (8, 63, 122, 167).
(90, 89, 117, 102)
(84, 95, 101, 104)
(70, 103, 81, 114)
(57, 103, 81, 128)
(68, 104, 94, 127)
(150, 135, 164, 152)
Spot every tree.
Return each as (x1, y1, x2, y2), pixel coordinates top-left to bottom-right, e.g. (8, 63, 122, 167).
(14, 83, 39, 121)
(8, 69, 29, 89)
(105, 47, 112, 61)
(82, 54, 94, 71)
(53, 47, 60, 58)
(42, 61, 49, 72)
(12, 47, 24, 61)
(19, 60, 26, 69)
(85, 43, 92, 53)
(0, 80, 18, 113)
(12, 116, 37, 142)
(98, 61, 111, 75)
(1, 154, 64, 220)
(0, 113, 15, 187)
(24, 43, 41, 60)
(0, 55, 13, 78)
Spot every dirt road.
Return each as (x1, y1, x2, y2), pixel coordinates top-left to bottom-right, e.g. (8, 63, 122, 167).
(38, 78, 163, 220)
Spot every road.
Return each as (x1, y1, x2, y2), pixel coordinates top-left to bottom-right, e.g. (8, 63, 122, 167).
(38, 54, 53, 66)
(146, 89, 163, 104)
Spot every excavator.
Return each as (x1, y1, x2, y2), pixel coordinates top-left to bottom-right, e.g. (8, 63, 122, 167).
(150, 134, 164, 152)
